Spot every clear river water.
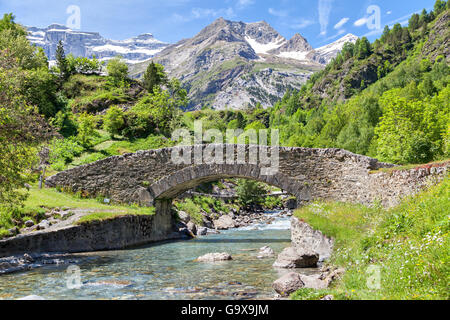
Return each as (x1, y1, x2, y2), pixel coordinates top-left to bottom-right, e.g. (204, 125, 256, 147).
(0, 211, 319, 300)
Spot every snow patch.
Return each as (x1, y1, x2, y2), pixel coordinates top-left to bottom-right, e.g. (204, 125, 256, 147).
(245, 37, 285, 55)
(278, 51, 310, 61)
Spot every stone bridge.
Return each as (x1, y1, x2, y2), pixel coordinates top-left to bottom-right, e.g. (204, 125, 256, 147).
(21, 144, 443, 255)
(46, 144, 395, 210)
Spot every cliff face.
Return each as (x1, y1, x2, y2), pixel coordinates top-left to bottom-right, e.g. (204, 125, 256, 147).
(27, 24, 169, 64)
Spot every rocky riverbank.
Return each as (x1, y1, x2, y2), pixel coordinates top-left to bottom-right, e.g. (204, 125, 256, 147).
(175, 207, 293, 237)
(0, 252, 80, 275)
(271, 216, 338, 297)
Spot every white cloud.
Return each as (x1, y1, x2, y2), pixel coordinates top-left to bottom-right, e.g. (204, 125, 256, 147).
(173, 7, 235, 22)
(237, 0, 255, 9)
(354, 17, 368, 27)
(318, 0, 334, 36)
(387, 11, 392, 15)
(334, 18, 349, 29)
(191, 7, 235, 19)
(268, 8, 288, 17)
(290, 18, 315, 29)
(324, 28, 345, 41)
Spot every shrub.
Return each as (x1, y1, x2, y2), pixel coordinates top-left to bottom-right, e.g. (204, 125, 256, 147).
(49, 137, 84, 166)
(103, 106, 125, 138)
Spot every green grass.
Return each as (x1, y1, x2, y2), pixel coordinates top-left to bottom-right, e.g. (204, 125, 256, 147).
(76, 207, 155, 225)
(370, 159, 450, 174)
(291, 177, 450, 300)
(0, 186, 156, 238)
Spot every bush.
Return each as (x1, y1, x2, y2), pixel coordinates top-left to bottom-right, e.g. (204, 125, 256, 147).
(76, 112, 99, 148)
(66, 54, 103, 75)
(103, 106, 125, 138)
(78, 152, 107, 165)
(107, 56, 128, 87)
(49, 137, 84, 165)
(236, 179, 267, 208)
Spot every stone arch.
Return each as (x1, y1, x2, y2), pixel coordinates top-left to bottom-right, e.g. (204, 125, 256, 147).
(147, 163, 310, 205)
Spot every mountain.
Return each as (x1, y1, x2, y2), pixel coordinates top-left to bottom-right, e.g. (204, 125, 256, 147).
(312, 33, 360, 64)
(27, 20, 357, 110)
(129, 18, 357, 110)
(27, 24, 169, 64)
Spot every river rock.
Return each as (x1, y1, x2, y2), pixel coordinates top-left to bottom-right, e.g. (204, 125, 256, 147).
(37, 220, 50, 230)
(8, 227, 18, 236)
(177, 211, 190, 223)
(321, 295, 334, 300)
(197, 227, 208, 236)
(196, 252, 232, 262)
(273, 246, 319, 268)
(291, 217, 334, 262)
(23, 253, 34, 263)
(272, 272, 305, 297)
(319, 267, 345, 286)
(186, 221, 197, 235)
(24, 220, 35, 228)
(213, 215, 236, 230)
(299, 274, 328, 289)
(257, 246, 275, 259)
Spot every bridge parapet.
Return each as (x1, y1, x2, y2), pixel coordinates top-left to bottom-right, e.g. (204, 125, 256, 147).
(46, 145, 394, 207)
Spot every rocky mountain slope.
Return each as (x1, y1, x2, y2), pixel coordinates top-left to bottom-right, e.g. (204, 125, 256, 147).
(27, 24, 168, 64)
(129, 18, 357, 110)
(28, 19, 357, 110)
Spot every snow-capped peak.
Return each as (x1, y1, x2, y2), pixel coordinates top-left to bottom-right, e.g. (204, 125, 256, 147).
(314, 34, 359, 63)
(26, 25, 169, 64)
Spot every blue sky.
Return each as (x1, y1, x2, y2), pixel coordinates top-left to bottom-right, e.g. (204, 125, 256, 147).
(0, 0, 436, 47)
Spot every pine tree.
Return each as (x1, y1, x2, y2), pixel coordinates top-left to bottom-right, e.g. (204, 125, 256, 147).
(381, 26, 390, 43)
(409, 14, 420, 31)
(143, 62, 167, 94)
(55, 40, 69, 82)
(434, 0, 446, 15)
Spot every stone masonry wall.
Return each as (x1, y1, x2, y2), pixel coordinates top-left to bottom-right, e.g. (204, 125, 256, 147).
(45, 145, 448, 208)
(0, 210, 177, 257)
(46, 145, 392, 205)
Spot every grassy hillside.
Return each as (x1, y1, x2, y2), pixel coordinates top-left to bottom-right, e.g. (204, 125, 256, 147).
(268, 7, 449, 164)
(292, 176, 449, 300)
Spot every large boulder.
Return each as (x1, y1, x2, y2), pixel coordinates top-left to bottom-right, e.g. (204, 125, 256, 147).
(196, 252, 232, 262)
(213, 215, 236, 230)
(291, 217, 334, 262)
(272, 272, 305, 297)
(273, 246, 319, 268)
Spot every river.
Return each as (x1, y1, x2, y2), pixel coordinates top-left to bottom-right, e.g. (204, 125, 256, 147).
(0, 211, 319, 300)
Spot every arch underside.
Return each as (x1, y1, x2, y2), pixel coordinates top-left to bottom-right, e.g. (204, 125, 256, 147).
(148, 164, 310, 204)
